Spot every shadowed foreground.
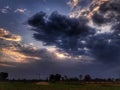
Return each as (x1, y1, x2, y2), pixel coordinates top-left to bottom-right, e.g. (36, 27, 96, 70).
(1, 82, 120, 90)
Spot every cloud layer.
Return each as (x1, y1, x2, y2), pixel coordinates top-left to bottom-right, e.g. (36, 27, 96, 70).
(0, 28, 96, 79)
(28, 0, 120, 65)
(0, 28, 84, 67)
(0, 28, 42, 65)
(28, 11, 95, 56)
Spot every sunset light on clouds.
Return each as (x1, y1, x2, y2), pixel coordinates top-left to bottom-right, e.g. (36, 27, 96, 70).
(0, 0, 120, 79)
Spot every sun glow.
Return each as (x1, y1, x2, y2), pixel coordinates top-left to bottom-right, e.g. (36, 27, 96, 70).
(47, 47, 69, 59)
(55, 53, 67, 59)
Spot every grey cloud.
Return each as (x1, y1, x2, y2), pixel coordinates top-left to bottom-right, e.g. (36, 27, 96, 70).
(92, 0, 120, 25)
(28, 0, 120, 65)
(99, 0, 120, 14)
(87, 34, 120, 64)
(28, 11, 94, 56)
(92, 13, 108, 25)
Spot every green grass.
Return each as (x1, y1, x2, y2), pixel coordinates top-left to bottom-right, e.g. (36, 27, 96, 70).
(0, 82, 120, 90)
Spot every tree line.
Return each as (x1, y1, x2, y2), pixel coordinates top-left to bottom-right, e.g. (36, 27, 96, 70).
(0, 72, 120, 82)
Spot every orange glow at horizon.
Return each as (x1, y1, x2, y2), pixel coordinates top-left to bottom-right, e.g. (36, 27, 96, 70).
(0, 63, 15, 67)
(0, 35, 21, 42)
(1, 48, 40, 63)
(47, 47, 69, 59)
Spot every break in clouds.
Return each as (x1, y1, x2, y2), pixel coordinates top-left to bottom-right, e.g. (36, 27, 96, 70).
(28, 0, 120, 65)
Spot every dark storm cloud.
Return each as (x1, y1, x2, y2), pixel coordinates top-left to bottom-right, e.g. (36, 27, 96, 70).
(87, 33, 120, 64)
(28, 11, 95, 56)
(92, 13, 108, 25)
(88, 1, 120, 66)
(28, 11, 91, 36)
(28, 0, 120, 65)
(74, 0, 120, 64)
(99, 0, 120, 14)
(89, 0, 120, 64)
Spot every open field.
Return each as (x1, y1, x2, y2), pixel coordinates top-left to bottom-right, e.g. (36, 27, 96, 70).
(1, 82, 120, 90)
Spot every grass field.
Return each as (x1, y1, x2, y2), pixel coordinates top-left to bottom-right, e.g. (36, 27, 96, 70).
(0, 81, 120, 90)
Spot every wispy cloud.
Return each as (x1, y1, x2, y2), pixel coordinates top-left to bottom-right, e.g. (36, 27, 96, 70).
(14, 8, 27, 14)
(0, 6, 27, 15)
(0, 28, 41, 65)
(0, 28, 21, 42)
(0, 6, 11, 14)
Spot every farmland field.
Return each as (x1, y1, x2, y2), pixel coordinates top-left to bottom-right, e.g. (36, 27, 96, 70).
(0, 82, 120, 90)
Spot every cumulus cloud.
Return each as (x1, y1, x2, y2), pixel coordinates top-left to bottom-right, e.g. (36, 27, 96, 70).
(0, 6, 11, 14)
(28, 11, 95, 56)
(28, 0, 120, 65)
(14, 8, 27, 14)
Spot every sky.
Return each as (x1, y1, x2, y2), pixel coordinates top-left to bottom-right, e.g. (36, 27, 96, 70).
(0, 0, 120, 79)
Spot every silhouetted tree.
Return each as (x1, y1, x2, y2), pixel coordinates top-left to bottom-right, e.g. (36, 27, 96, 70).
(84, 74, 91, 81)
(107, 78, 112, 82)
(69, 77, 79, 81)
(49, 74, 55, 82)
(55, 74, 61, 81)
(0, 72, 8, 80)
(49, 74, 61, 82)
